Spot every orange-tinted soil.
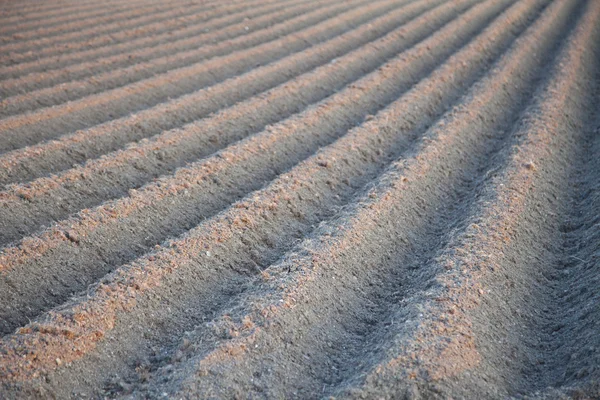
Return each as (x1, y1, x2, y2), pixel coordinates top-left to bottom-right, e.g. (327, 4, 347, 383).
(1, 0, 600, 398)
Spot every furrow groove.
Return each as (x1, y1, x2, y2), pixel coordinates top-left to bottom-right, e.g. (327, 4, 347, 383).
(0, 0, 286, 68)
(0, 0, 383, 152)
(124, 0, 584, 397)
(0, 0, 169, 31)
(1, 0, 597, 398)
(0, 0, 287, 77)
(0, 0, 311, 97)
(0, 0, 498, 335)
(0, 0, 249, 58)
(0, 0, 461, 247)
(0, 0, 375, 115)
(0, 0, 174, 26)
(0, 0, 213, 43)
(0, 0, 425, 187)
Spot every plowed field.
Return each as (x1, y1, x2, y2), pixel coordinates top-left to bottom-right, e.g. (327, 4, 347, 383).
(1, 0, 599, 398)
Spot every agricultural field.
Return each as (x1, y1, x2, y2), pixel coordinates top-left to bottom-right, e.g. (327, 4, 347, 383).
(0, 0, 599, 398)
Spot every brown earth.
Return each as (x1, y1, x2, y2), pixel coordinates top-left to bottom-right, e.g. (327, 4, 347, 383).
(1, 0, 599, 398)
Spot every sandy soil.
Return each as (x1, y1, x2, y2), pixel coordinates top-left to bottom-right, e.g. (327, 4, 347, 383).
(1, 0, 599, 398)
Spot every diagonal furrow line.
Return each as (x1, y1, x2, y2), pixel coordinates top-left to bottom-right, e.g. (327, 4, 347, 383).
(0, 0, 184, 37)
(0, 0, 334, 107)
(0, 0, 424, 187)
(0, 0, 215, 42)
(0, 0, 400, 152)
(0, 0, 161, 29)
(0, 0, 311, 96)
(0, 0, 418, 187)
(0, 0, 253, 57)
(0, 0, 549, 395)
(0, 0, 171, 36)
(0, 0, 175, 26)
(2, 0, 597, 398)
(528, 112, 600, 397)
(0, 0, 276, 67)
(0, 0, 287, 73)
(330, 0, 600, 398)
(0, 0, 483, 330)
(116, 0, 584, 397)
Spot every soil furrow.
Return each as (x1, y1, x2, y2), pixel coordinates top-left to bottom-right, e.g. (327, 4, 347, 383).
(526, 114, 600, 399)
(1, 0, 597, 398)
(0, 0, 210, 43)
(331, 0, 600, 398)
(116, 0, 582, 397)
(0, 1, 115, 18)
(0, 0, 555, 396)
(0, 0, 376, 152)
(0, 0, 278, 73)
(0, 0, 361, 115)
(0, 0, 171, 26)
(0, 0, 279, 67)
(0, 0, 424, 187)
(0, 0, 172, 37)
(0, 0, 496, 335)
(0, 0, 245, 57)
(0, 0, 309, 97)
(0, 0, 165, 31)
(0, 0, 454, 244)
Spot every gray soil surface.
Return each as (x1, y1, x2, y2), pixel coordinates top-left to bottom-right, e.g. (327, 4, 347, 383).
(1, 0, 599, 398)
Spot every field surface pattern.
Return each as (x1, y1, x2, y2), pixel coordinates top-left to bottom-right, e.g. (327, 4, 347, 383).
(1, 0, 600, 398)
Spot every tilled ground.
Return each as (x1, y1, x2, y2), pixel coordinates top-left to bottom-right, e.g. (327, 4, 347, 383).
(0, 0, 599, 398)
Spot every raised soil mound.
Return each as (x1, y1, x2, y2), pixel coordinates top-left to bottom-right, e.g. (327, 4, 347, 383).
(1, 0, 599, 398)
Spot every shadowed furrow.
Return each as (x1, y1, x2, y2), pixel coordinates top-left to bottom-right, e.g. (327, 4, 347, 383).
(0, 0, 172, 22)
(0, 0, 383, 151)
(0, 0, 280, 73)
(0, 0, 385, 115)
(0, 0, 425, 187)
(0, 0, 497, 336)
(124, 0, 584, 397)
(0, 0, 246, 57)
(335, 0, 600, 397)
(0, 0, 564, 396)
(0, 0, 215, 42)
(1, 0, 598, 398)
(0, 0, 171, 31)
(0, 0, 461, 247)
(0, 0, 312, 97)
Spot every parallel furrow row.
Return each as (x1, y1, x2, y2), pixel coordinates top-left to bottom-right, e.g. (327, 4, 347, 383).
(0, 0, 490, 333)
(0, 0, 311, 96)
(137, 0, 594, 398)
(528, 112, 600, 397)
(0, 0, 184, 37)
(0, 0, 381, 152)
(0, 0, 244, 57)
(0, 0, 172, 23)
(0, 0, 282, 74)
(2, 0, 599, 398)
(0, 0, 270, 67)
(0, 0, 214, 43)
(0, 0, 428, 187)
(365, 1, 599, 396)
(0, 0, 350, 111)
(0, 0, 171, 36)
(0, 0, 577, 397)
